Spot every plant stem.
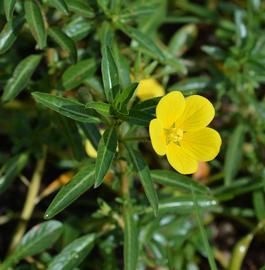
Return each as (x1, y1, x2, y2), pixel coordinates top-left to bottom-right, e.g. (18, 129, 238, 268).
(8, 147, 47, 253)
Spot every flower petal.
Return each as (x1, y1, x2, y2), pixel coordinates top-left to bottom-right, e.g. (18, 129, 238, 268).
(181, 128, 222, 161)
(149, 119, 167, 155)
(136, 78, 165, 101)
(166, 143, 198, 174)
(178, 95, 215, 131)
(156, 91, 185, 129)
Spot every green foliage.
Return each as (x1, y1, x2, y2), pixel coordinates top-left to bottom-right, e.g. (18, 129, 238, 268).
(1, 1, 265, 269)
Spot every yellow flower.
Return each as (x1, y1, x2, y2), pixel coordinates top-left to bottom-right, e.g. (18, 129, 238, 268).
(149, 91, 221, 174)
(85, 140, 97, 158)
(136, 78, 165, 101)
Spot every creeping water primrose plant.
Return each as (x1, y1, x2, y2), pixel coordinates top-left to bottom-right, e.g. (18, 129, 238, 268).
(1, 1, 265, 270)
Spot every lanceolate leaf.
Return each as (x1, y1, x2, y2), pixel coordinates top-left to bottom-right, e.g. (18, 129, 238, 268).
(124, 208, 139, 270)
(65, 0, 94, 18)
(32, 92, 100, 123)
(58, 58, 97, 91)
(2, 54, 42, 102)
(125, 144, 158, 215)
(47, 0, 69, 15)
(101, 46, 119, 102)
(0, 16, 25, 55)
(48, 234, 96, 270)
(48, 27, 77, 63)
(1, 221, 63, 270)
(24, 0, 47, 49)
(45, 164, 95, 219)
(4, 0, 16, 21)
(94, 126, 118, 188)
(86, 101, 111, 117)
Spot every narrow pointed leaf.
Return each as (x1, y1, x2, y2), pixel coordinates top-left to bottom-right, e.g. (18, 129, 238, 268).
(125, 144, 158, 215)
(32, 92, 100, 123)
(94, 126, 117, 188)
(86, 101, 111, 117)
(2, 54, 42, 102)
(47, 0, 69, 15)
(101, 46, 119, 102)
(48, 27, 77, 63)
(48, 234, 96, 270)
(24, 0, 47, 49)
(65, 0, 94, 18)
(45, 164, 95, 219)
(4, 0, 16, 21)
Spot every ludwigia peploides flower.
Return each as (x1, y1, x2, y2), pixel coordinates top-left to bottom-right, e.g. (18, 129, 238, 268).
(149, 91, 221, 174)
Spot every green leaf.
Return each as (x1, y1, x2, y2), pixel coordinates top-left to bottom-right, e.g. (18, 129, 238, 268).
(65, 0, 94, 18)
(48, 234, 95, 270)
(32, 92, 100, 123)
(58, 58, 97, 91)
(86, 101, 111, 117)
(117, 22, 164, 61)
(125, 144, 158, 215)
(2, 54, 42, 102)
(47, 0, 69, 15)
(63, 16, 92, 41)
(94, 126, 118, 188)
(151, 170, 209, 194)
(101, 46, 119, 102)
(45, 164, 95, 219)
(132, 97, 160, 115)
(253, 191, 265, 221)
(48, 27, 77, 63)
(4, 0, 16, 21)
(0, 153, 28, 193)
(24, 0, 47, 49)
(121, 109, 153, 126)
(124, 208, 139, 270)
(0, 16, 25, 55)
(78, 123, 101, 149)
(1, 221, 63, 270)
(224, 124, 246, 186)
(113, 83, 138, 114)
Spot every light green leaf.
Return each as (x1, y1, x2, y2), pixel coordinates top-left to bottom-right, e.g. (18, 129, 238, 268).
(4, 0, 16, 21)
(0, 153, 28, 193)
(47, 0, 69, 15)
(94, 126, 117, 188)
(224, 124, 246, 186)
(0, 16, 25, 55)
(101, 46, 119, 102)
(45, 164, 95, 219)
(65, 0, 94, 18)
(151, 170, 210, 194)
(24, 0, 47, 49)
(1, 221, 63, 270)
(32, 92, 100, 123)
(48, 234, 96, 270)
(85, 101, 111, 117)
(58, 58, 97, 91)
(48, 27, 77, 63)
(125, 144, 158, 215)
(124, 208, 139, 270)
(2, 54, 42, 102)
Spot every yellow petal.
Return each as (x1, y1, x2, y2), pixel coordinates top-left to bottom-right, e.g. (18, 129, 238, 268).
(85, 140, 97, 158)
(136, 78, 165, 101)
(181, 128, 222, 161)
(166, 143, 198, 174)
(156, 91, 185, 129)
(178, 95, 215, 131)
(149, 119, 167, 155)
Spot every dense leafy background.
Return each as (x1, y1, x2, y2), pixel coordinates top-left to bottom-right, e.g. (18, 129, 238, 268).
(1, 0, 265, 269)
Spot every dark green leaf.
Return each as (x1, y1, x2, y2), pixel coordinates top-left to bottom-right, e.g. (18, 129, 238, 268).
(45, 164, 95, 219)
(151, 170, 209, 194)
(253, 191, 265, 221)
(48, 234, 95, 270)
(132, 97, 160, 115)
(48, 27, 77, 63)
(78, 123, 101, 149)
(32, 92, 100, 123)
(124, 208, 138, 270)
(2, 54, 42, 102)
(47, 0, 69, 15)
(24, 0, 47, 49)
(126, 145, 158, 215)
(0, 16, 25, 55)
(58, 58, 97, 91)
(122, 109, 153, 126)
(4, 0, 16, 21)
(101, 46, 119, 102)
(0, 153, 28, 193)
(94, 126, 117, 188)
(86, 101, 111, 117)
(65, 0, 94, 18)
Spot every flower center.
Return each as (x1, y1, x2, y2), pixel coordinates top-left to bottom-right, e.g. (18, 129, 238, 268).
(164, 126, 184, 145)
